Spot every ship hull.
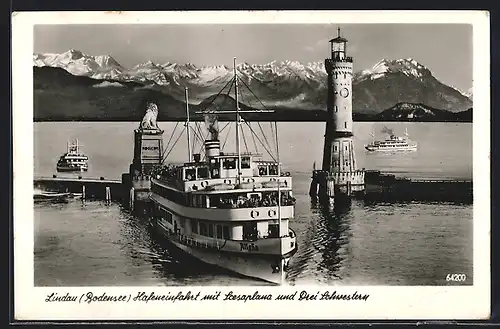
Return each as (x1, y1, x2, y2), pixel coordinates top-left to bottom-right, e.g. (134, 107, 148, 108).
(365, 145, 417, 152)
(149, 218, 297, 285)
(56, 165, 88, 172)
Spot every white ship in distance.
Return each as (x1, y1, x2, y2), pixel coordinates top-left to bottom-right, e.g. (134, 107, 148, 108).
(365, 127, 418, 152)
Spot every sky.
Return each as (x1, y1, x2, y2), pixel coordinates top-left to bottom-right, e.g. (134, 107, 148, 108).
(34, 24, 473, 92)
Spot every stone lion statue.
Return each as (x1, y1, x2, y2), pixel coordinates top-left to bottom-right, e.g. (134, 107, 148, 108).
(140, 102, 160, 130)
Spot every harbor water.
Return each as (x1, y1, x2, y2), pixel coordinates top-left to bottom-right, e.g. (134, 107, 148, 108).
(34, 122, 473, 286)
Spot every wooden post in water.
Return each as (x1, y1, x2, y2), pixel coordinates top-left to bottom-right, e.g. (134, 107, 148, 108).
(105, 186, 111, 204)
(327, 179, 335, 198)
(309, 171, 318, 198)
(82, 184, 86, 203)
(129, 187, 135, 211)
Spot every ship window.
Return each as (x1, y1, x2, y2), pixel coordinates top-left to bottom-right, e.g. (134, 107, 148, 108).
(269, 165, 278, 176)
(258, 165, 268, 176)
(191, 219, 198, 234)
(197, 167, 209, 179)
(165, 211, 173, 224)
(199, 222, 208, 236)
(222, 226, 230, 240)
(241, 156, 251, 169)
(268, 224, 279, 238)
(209, 195, 220, 208)
(243, 222, 258, 241)
(223, 158, 237, 170)
(211, 159, 221, 178)
(208, 223, 214, 237)
(184, 168, 196, 181)
(216, 225, 223, 239)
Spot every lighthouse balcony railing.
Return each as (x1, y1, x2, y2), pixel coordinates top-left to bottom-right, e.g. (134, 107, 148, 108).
(326, 56, 353, 64)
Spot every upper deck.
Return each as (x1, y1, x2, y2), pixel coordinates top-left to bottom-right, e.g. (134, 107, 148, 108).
(153, 151, 292, 194)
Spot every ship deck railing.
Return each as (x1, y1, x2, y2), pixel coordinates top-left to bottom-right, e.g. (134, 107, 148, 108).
(169, 229, 296, 252)
(152, 174, 293, 193)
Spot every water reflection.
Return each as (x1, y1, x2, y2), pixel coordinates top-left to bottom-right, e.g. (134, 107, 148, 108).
(286, 198, 353, 285)
(128, 210, 266, 285)
(313, 199, 352, 282)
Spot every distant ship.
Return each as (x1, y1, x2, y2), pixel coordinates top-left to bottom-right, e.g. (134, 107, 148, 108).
(148, 58, 298, 285)
(56, 139, 89, 172)
(365, 128, 417, 152)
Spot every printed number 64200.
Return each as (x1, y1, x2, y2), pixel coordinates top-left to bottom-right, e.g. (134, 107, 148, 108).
(446, 274, 467, 282)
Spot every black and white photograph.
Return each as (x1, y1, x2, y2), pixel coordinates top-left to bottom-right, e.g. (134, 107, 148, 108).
(13, 11, 490, 320)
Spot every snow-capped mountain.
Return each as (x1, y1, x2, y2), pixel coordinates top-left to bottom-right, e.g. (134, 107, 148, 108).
(465, 87, 473, 100)
(351, 58, 472, 113)
(354, 58, 432, 82)
(34, 49, 125, 79)
(33, 50, 472, 113)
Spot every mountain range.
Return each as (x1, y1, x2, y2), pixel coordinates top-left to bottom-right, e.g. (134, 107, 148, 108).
(33, 49, 473, 121)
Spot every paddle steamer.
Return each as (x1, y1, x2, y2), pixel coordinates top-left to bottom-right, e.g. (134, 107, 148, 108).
(148, 58, 297, 284)
(56, 139, 89, 172)
(365, 128, 417, 152)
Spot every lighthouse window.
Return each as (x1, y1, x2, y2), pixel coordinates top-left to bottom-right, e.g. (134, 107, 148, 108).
(344, 122, 347, 129)
(334, 106, 338, 113)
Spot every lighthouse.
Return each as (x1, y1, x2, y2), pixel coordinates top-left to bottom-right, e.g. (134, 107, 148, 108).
(314, 28, 364, 198)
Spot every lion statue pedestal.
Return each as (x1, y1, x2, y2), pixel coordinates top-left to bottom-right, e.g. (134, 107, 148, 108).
(131, 102, 164, 178)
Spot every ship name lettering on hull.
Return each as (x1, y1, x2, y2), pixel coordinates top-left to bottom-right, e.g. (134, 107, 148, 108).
(240, 242, 259, 252)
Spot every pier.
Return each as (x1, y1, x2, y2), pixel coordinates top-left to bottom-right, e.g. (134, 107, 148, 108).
(34, 175, 124, 202)
(363, 170, 472, 203)
(310, 170, 472, 203)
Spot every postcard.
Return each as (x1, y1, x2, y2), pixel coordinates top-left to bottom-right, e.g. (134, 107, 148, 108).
(12, 10, 490, 320)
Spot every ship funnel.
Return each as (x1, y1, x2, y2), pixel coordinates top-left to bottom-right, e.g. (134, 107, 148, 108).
(205, 140, 220, 158)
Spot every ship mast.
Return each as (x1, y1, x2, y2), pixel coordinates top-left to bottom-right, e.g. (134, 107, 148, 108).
(275, 121, 284, 284)
(185, 87, 192, 162)
(233, 57, 242, 184)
